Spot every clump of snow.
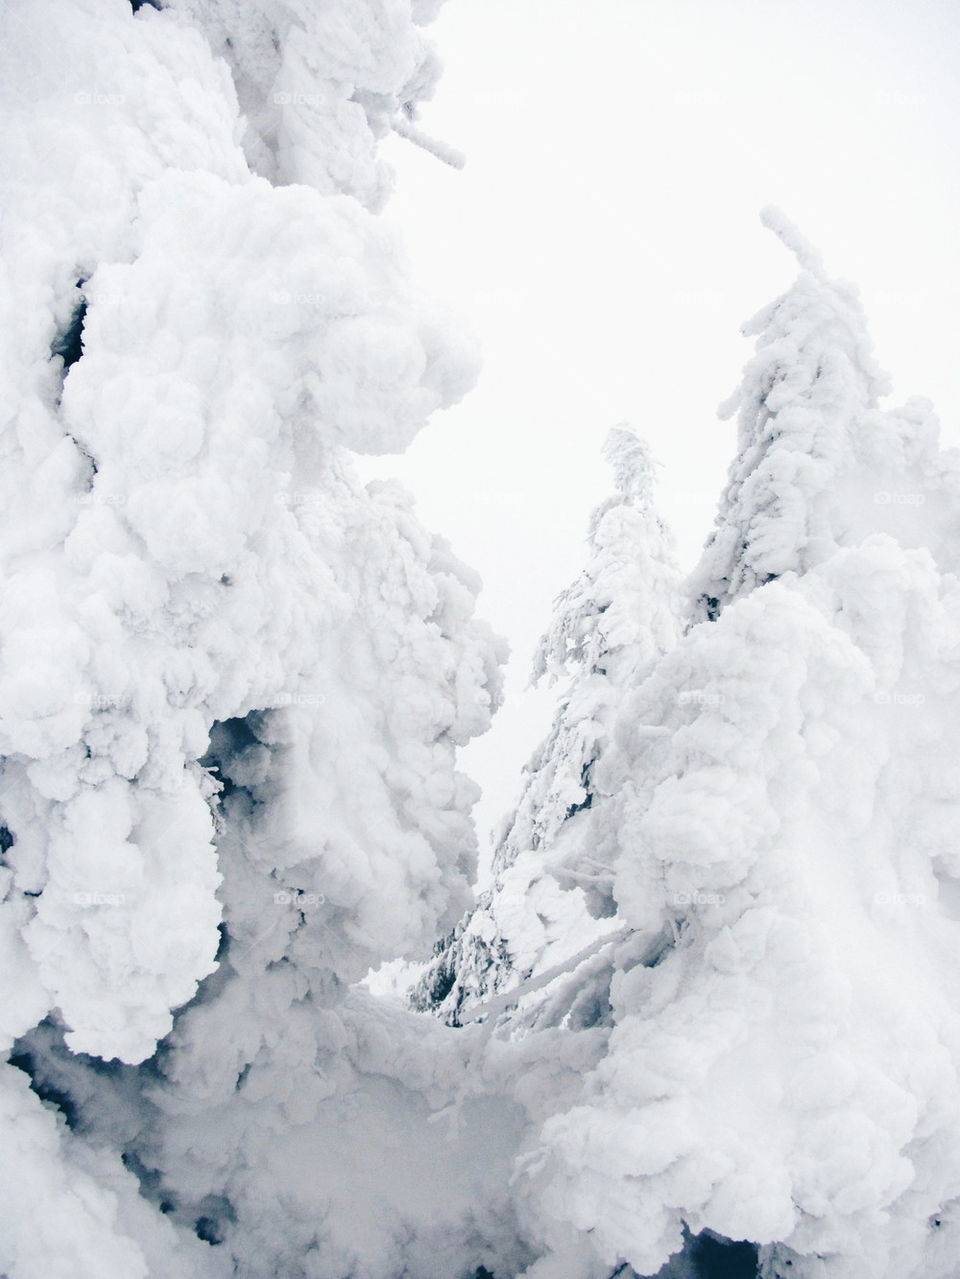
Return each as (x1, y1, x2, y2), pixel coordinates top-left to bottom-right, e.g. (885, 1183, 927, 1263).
(163, 0, 450, 209)
(0, 2, 508, 1276)
(0, 0, 482, 1066)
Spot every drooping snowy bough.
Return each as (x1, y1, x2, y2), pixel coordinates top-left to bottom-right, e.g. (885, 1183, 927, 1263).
(0, 3, 521, 1277)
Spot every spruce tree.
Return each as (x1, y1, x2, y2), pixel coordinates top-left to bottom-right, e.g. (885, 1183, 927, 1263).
(415, 426, 682, 1026)
(691, 207, 953, 621)
(497, 220, 960, 1279)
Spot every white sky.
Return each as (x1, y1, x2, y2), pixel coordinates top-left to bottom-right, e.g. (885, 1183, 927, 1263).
(366, 0, 960, 870)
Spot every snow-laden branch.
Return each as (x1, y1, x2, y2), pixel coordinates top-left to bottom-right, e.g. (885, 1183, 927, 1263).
(392, 113, 466, 170)
(760, 204, 826, 278)
(456, 925, 632, 1025)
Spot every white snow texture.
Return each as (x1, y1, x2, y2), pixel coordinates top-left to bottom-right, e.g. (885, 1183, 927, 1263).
(415, 225, 960, 1278)
(0, 2, 510, 1277)
(4, 4, 960, 1279)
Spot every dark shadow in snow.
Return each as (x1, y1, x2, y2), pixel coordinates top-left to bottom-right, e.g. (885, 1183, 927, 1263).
(10, 1020, 239, 1249)
(8, 1016, 164, 1136)
(51, 293, 87, 371)
(0, 826, 14, 865)
(564, 760, 595, 820)
(201, 713, 270, 805)
(7, 1044, 82, 1129)
(192, 1196, 236, 1246)
(644, 1229, 760, 1279)
(691, 1233, 759, 1278)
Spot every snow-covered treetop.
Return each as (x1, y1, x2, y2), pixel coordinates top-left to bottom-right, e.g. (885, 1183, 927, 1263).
(534, 425, 678, 686)
(504, 424, 681, 874)
(690, 207, 960, 622)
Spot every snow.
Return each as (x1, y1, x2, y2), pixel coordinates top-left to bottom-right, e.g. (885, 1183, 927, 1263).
(1, 1, 508, 1275)
(414, 426, 682, 1024)
(478, 228, 960, 1279)
(690, 207, 960, 623)
(5, 2, 960, 1276)
(163, 0, 449, 209)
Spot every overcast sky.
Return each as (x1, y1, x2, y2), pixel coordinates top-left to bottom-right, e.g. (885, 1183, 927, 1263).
(365, 0, 960, 871)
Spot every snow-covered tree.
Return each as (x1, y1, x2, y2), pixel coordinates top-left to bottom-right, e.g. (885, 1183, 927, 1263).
(0, 4, 515, 1277)
(414, 425, 683, 1025)
(6, 5, 960, 1274)
(481, 220, 960, 1279)
(691, 206, 957, 621)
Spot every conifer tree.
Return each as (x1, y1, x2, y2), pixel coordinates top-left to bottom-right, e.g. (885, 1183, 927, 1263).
(498, 219, 960, 1279)
(415, 426, 682, 1025)
(0, 5, 512, 1277)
